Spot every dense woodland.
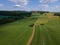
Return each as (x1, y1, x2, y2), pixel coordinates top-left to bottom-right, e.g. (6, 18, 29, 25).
(0, 11, 60, 25)
(54, 13, 60, 16)
(31, 11, 49, 14)
(0, 11, 32, 25)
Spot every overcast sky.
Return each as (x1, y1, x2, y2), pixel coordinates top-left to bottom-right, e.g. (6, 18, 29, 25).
(0, 0, 60, 12)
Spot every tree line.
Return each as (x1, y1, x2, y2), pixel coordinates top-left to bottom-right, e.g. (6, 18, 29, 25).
(0, 11, 32, 25)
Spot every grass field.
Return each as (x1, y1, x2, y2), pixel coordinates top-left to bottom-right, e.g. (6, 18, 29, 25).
(0, 14, 40, 45)
(0, 13, 60, 45)
(31, 13, 60, 45)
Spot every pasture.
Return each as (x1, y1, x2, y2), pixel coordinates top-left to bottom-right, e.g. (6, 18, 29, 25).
(31, 13, 60, 45)
(0, 14, 40, 45)
(0, 13, 60, 45)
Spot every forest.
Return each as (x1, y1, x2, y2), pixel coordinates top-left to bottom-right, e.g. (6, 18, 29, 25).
(0, 11, 32, 25)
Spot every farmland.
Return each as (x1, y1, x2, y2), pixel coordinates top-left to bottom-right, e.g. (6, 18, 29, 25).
(0, 12, 60, 45)
(31, 13, 60, 45)
(0, 13, 40, 45)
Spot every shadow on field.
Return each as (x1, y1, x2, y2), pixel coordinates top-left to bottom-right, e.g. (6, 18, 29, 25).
(29, 24, 34, 27)
(40, 24, 45, 25)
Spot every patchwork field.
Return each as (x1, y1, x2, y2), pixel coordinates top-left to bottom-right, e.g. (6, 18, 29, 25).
(0, 13, 60, 45)
(31, 13, 60, 45)
(0, 14, 40, 45)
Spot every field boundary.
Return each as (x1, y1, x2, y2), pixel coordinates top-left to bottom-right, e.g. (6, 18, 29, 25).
(26, 15, 41, 45)
(26, 25, 35, 45)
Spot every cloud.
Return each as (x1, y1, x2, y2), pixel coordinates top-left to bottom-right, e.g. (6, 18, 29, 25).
(9, 0, 28, 6)
(40, 0, 58, 3)
(14, 4, 26, 8)
(37, 4, 49, 11)
(0, 4, 3, 6)
(15, 4, 21, 7)
(39, 0, 59, 12)
(38, 4, 60, 12)
(48, 5, 60, 12)
(39, 4, 48, 8)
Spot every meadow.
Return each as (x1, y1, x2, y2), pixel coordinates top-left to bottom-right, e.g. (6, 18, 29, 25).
(0, 12, 60, 45)
(0, 13, 40, 45)
(31, 13, 60, 45)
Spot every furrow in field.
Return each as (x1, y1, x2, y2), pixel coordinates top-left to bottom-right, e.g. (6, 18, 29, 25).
(27, 13, 60, 45)
(26, 15, 41, 45)
(26, 25, 35, 45)
(42, 26, 54, 45)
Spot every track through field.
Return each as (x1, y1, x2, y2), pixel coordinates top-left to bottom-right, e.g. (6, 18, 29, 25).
(26, 14, 41, 45)
(31, 13, 60, 45)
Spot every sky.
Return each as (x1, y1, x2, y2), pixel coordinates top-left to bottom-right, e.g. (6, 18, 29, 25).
(0, 0, 60, 12)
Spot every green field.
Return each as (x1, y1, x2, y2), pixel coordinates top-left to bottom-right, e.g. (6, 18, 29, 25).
(0, 13, 60, 45)
(31, 13, 60, 45)
(0, 14, 40, 45)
